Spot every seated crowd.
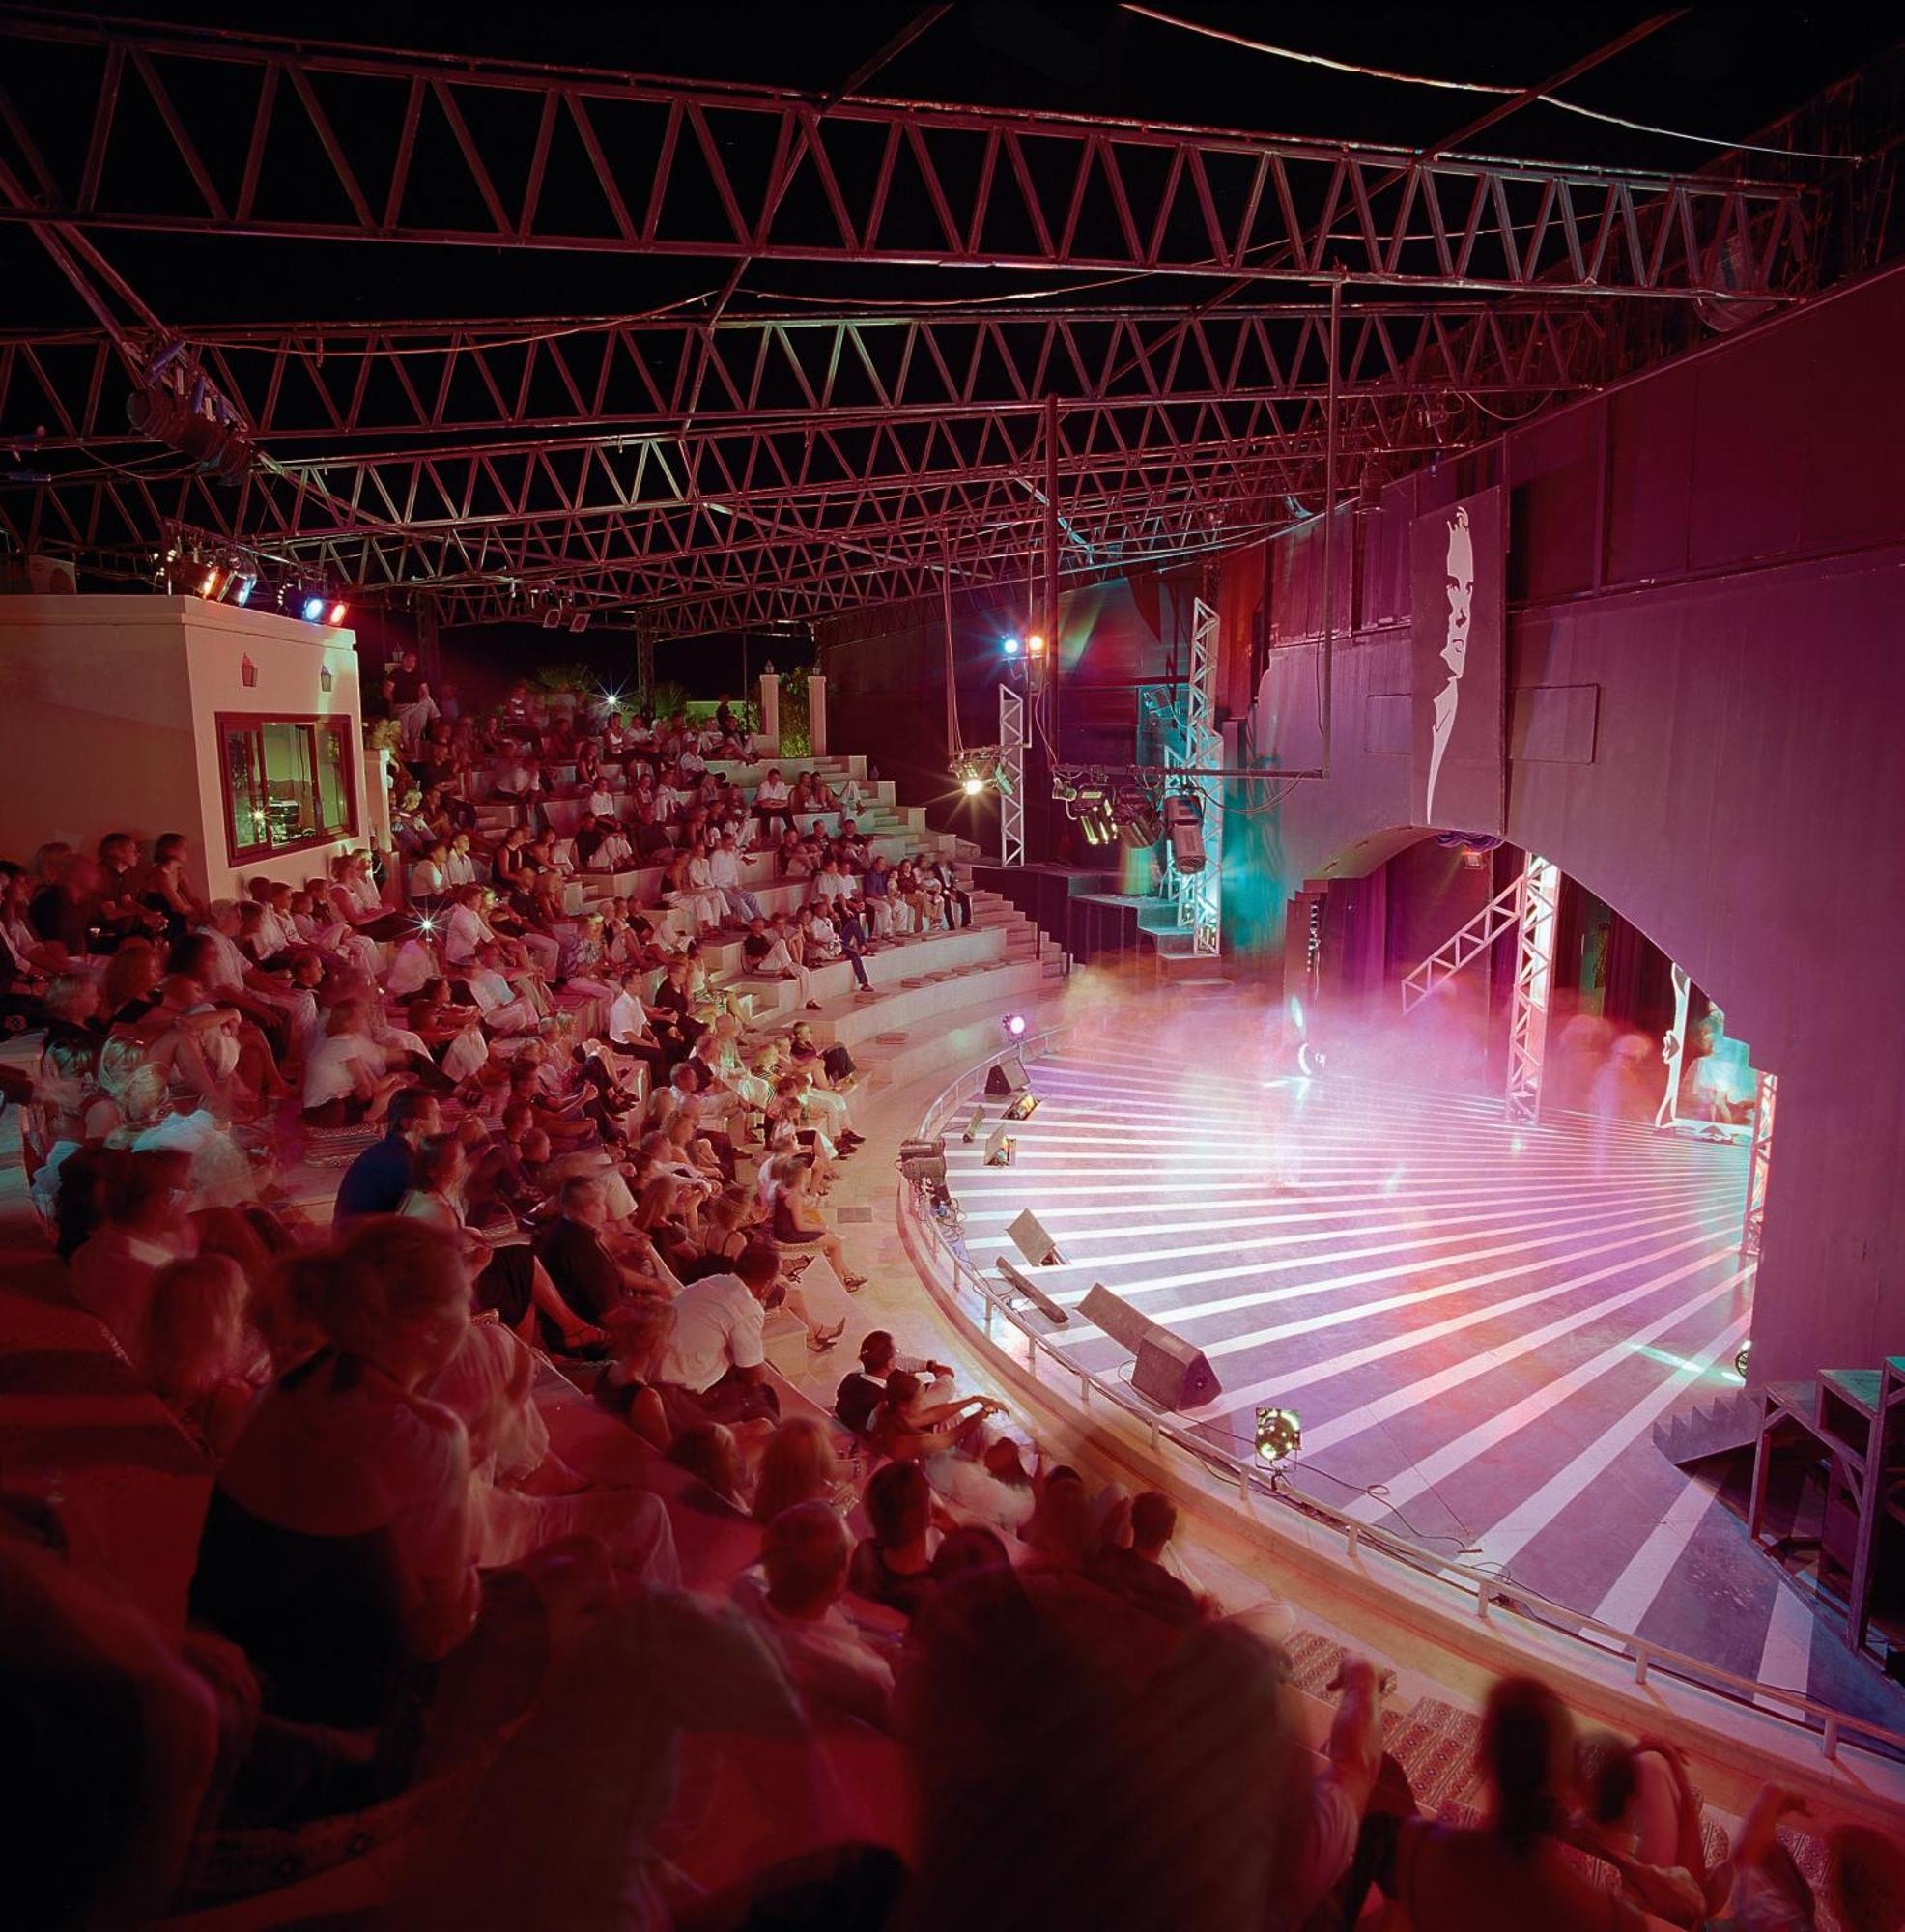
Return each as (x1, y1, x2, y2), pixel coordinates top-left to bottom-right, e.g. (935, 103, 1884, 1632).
(4, 682, 1899, 1930)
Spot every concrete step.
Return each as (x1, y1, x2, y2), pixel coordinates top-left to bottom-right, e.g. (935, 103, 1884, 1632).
(725, 925, 1010, 1020)
(805, 955, 1046, 1050)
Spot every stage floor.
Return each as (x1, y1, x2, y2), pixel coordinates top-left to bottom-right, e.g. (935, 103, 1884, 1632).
(949, 1024, 1905, 1735)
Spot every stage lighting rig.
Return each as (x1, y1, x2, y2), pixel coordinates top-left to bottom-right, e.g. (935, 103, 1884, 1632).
(126, 362, 254, 487)
(1002, 1013, 1028, 1038)
(1255, 1406, 1302, 1464)
(1163, 790, 1207, 873)
(951, 746, 1009, 799)
(1004, 1090, 1039, 1122)
(897, 1136, 948, 1188)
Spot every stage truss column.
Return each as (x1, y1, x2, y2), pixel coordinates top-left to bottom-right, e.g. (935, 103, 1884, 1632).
(1504, 853, 1560, 1125)
(1741, 1071, 1778, 1256)
(999, 683, 1026, 867)
(1173, 595, 1223, 956)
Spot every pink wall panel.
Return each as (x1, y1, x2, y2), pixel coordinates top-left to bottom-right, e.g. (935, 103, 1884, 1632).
(1246, 263, 1905, 1380)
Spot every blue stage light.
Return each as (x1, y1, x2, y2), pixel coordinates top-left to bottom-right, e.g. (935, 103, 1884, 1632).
(1002, 636, 1022, 657)
(301, 594, 327, 622)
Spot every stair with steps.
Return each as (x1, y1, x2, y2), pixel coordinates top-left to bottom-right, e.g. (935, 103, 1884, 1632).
(1651, 1387, 1761, 1468)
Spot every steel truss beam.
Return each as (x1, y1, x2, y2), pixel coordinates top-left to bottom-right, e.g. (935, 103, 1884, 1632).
(1741, 1071, 1777, 1258)
(999, 685, 1026, 867)
(0, 14, 1808, 298)
(1505, 853, 1561, 1126)
(1174, 595, 1223, 956)
(0, 300, 1613, 450)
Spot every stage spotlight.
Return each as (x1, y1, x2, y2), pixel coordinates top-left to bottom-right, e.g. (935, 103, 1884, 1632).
(1003, 1013, 1028, 1037)
(232, 574, 256, 607)
(327, 600, 349, 625)
(1002, 636, 1022, 658)
(1004, 1090, 1039, 1122)
(301, 594, 327, 623)
(983, 1126, 1016, 1167)
(1163, 790, 1206, 872)
(1027, 633, 1046, 656)
(198, 563, 226, 599)
(898, 1133, 949, 1187)
(1255, 1406, 1302, 1464)
(961, 1104, 986, 1143)
(962, 775, 985, 796)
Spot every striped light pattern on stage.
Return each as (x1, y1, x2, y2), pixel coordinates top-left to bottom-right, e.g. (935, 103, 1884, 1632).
(939, 1029, 1886, 1702)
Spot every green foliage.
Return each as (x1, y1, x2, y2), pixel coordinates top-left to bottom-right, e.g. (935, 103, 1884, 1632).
(530, 661, 596, 696)
(777, 664, 811, 755)
(647, 678, 691, 718)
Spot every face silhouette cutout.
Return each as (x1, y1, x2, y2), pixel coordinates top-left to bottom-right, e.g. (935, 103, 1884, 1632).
(1443, 506, 1474, 677)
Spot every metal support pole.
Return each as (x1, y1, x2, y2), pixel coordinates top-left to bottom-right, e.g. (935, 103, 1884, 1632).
(1505, 853, 1560, 1125)
(1041, 394, 1063, 764)
(1320, 275, 1341, 778)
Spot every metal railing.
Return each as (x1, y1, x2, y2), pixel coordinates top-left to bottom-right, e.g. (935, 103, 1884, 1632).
(905, 1026, 1905, 1773)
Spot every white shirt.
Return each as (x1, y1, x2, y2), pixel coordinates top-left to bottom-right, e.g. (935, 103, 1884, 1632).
(195, 924, 252, 994)
(467, 967, 519, 1015)
(255, 904, 298, 955)
(607, 988, 651, 1046)
(592, 834, 633, 871)
(409, 858, 445, 897)
(586, 786, 616, 817)
(754, 777, 789, 805)
(443, 901, 490, 965)
(706, 846, 742, 889)
(386, 937, 438, 1001)
(303, 1032, 381, 1108)
(443, 849, 477, 888)
(812, 867, 847, 903)
(731, 1578, 895, 1730)
(656, 1272, 764, 1394)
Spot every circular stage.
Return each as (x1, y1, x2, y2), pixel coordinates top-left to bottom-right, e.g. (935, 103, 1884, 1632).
(940, 1021, 1905, 1732)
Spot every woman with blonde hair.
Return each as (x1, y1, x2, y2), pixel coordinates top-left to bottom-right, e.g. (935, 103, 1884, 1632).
(140, 1252, 258, 1453)
(751, 1415, 842, 1525)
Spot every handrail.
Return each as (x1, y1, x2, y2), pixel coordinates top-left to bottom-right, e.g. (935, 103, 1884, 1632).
(907, 1027, 1905, 1773)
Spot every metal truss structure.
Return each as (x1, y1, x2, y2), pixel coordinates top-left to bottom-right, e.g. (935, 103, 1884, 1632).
(1742, 1071, 1778, 1258)
(1167, 596, 1224, 955)
(1400, 872, 1521, 1012)
(1504, 853, 1561, 1127)
(0, 15, 1808, 290)
(0, 10, 1883, 637)
(998, 684, 1026, 867)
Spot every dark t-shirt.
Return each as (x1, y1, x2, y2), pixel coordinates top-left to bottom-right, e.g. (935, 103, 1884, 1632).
(332, 1134, 414, 1229)
(1085, 1546, 1204, 1631)
(388, 668, 422, 706)
(835, 1370, 885, 1435)
(533, 1217, 624, 1324)
(29, 888, 100, 955)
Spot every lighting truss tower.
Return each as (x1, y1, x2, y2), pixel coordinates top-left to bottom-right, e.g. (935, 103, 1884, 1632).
(1170, 597, 1224, 956)
(1741, 1071, 1778, 1257)
(999, 683, 1026, 867)
(1504, 853, 1561, 1126)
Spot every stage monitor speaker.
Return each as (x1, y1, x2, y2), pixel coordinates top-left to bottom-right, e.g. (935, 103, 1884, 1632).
(1078, 1283, 1222, 1409)
(1006, 1208, 1065, 1267)
(997, 1257, 1069, 1325)
(985, 1059, 1030, 1096)
(983, 1125, 1014, 1166)
(961, 1105, 986, 1143)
